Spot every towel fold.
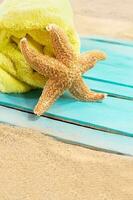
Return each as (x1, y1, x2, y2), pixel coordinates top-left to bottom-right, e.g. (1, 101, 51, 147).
(0, 0, 80, 93)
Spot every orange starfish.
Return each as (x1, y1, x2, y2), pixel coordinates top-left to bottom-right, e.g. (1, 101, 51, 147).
(20, 24, 107, 116)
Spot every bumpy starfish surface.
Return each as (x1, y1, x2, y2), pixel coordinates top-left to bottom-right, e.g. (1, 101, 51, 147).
(20, 24, 107, 116)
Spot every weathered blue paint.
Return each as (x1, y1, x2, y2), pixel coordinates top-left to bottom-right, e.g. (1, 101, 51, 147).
(1, 106, 133, 156)
(0, 90, 133, 137)
(81, 37, 133, 87)
(0, 36, 133, 155)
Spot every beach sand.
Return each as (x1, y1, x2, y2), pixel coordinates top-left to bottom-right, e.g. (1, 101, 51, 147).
(0, 0, 133, 199)
(0, 124, 133, 200)
(71, 0, 133, 40)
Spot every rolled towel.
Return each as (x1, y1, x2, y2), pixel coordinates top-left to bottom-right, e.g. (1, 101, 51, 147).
(0, 0, 80, 93)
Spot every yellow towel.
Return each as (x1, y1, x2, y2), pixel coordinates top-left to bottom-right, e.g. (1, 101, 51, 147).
(0, 0, 80, 93)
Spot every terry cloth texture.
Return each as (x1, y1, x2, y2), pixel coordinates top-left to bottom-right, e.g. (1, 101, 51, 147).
(0, 0, 80, 93)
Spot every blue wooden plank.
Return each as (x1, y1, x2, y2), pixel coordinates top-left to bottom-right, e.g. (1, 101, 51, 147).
(0, 90, 133, 137)
(84, 78, 133, 100)
(0, 36, 132, 144)
(84, 63, 133, 88)
(80, 37, 133, 87)
(1, 105, 133, 156)
(83, 36, 133, 48)
(80, 37, 133, 62)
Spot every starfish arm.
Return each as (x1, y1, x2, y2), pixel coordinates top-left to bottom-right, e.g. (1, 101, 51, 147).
(69, 77, 107, 101)
(46, 24, 78, 67)
(20, 38, 67, 78)
(79, 51, 106, 74)
(34, 79, 68, 116)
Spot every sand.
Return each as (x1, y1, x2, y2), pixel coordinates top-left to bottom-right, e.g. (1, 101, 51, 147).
(71, 0, 133, 40)
(0, 0, 133, 199)
(0, 124, 133, 200)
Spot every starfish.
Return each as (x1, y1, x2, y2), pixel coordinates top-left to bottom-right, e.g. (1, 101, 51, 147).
(20, 24, 107, 116)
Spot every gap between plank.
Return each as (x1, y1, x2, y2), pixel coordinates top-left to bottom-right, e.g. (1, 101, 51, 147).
(1, 104, 132, 138)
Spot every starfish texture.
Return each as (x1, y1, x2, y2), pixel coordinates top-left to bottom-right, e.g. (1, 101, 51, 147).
(20, 24, 107, 116)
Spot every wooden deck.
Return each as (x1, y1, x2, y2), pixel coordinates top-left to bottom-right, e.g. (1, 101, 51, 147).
(0, 37, 133, 156)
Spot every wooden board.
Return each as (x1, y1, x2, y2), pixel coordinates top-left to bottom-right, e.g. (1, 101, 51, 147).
(81, 37, 133, 88)
(0, 89, 133, 137)
(1, 106, 133, 156)
(0, 36, 133, 155)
